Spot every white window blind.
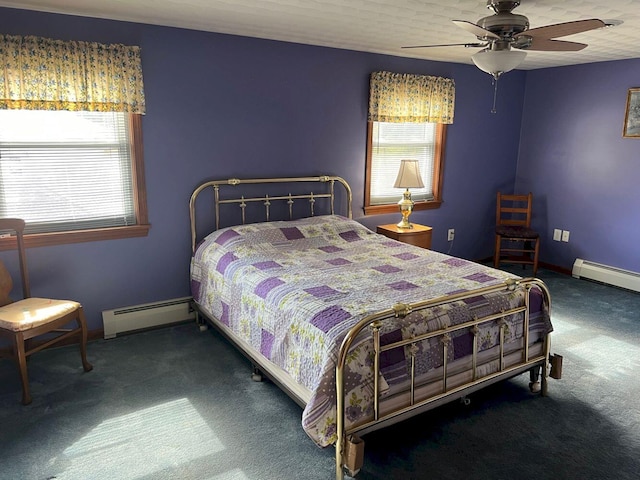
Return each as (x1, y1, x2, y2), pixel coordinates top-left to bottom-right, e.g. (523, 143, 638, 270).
(370, 122, 436, 205)
(0, 110, 135, 234)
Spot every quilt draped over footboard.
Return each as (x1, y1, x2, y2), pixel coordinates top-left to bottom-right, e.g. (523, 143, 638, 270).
(190, 215, 552, 447)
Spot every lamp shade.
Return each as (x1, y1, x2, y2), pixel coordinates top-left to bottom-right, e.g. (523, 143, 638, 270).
(394, 159, 424, 189)
(471, 49, 527, 78)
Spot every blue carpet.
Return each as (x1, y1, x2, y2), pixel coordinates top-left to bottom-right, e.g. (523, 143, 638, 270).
(0, 268, 638, 479)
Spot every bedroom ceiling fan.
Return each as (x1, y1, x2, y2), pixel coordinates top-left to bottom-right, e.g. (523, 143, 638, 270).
(404, 0, 608, 112)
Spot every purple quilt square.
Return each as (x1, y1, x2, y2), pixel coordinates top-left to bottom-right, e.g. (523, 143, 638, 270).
(388, 280, 419, 291)
(190, 279, 201, 301)
(453, 332, 473, 359)
(373, 264, 401, 274)
(326, 258, 351, 266)
(530, 288, 543, 312)
(448, 289, 468, 295)
(319, 245, 343, 253)
(380, 330, 404, 369)
(281, 227, 304, 240)
(443, 257, 468, 267)
(383, 240, 402, 248)
(305, 285, 339, 298)
(464, 272, 497, 283)
(393, 252, 420, 261)
(339, 230, 361, 242)
(253, 260, 281, 270)
(220, 302, 229, 326)
(215, 229, 240, 245)
(216, 252, 238, 274)
(261, 330, 275, 357)
(254, 277, 285, 299)
(310, 305, 351, 333)
(462, 295, 484, 305)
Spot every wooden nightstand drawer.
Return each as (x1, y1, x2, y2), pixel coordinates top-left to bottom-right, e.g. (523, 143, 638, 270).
(376, 223, 432, 249)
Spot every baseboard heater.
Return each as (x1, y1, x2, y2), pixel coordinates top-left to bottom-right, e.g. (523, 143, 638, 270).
(572, 259, 640, 293)
(102, 297, 195, 339)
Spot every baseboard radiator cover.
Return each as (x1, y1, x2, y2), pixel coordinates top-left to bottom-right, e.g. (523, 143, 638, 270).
(572, 259, 640, 293)
(102, 297, 195, 339)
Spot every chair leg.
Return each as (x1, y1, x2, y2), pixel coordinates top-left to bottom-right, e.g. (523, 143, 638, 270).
(77, 307, 93, 372)
(13, 332, 32, 405)
(494, 234, 501, 269)
(532, 237, 540, 276)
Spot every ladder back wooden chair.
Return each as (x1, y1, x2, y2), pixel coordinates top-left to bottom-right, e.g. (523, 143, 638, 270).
(0, 218, 92, 405)
(494, 192, 540, 275)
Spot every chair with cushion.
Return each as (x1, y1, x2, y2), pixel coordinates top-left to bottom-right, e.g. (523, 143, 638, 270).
(0, 218, 92, 405)
(494, 192, 540, 275)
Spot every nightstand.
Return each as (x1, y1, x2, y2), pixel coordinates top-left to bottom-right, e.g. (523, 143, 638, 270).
(376, 223, 432, 249)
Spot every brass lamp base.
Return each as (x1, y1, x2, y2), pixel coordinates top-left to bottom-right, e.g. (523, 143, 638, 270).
(397, 189, 414, 229)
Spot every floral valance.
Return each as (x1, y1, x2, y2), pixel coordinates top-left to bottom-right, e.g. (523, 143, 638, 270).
(0, 34, 145, 114)
(368, 71, 455, 124)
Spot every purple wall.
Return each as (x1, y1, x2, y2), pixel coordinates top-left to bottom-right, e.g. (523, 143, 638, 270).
(0, 7, 525, 331)
(518, 59, 640, 273)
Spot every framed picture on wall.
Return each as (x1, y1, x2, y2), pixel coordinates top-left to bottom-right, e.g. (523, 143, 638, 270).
(623, 88, 640, 138)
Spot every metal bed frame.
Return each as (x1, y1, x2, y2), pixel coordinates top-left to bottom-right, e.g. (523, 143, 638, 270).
(189, 175, 553, 480)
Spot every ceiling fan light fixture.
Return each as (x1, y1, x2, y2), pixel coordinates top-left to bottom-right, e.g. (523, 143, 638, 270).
(471, 49, 527, 79)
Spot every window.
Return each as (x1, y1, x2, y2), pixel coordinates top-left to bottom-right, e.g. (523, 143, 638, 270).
(365, 71, 454, 215)
(364, 121, 446, 215)
(0, 110, 149, 249)
(0, 34, 147, 249)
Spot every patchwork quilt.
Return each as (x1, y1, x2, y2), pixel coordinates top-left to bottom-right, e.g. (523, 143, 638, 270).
(191, 215, 551, 447)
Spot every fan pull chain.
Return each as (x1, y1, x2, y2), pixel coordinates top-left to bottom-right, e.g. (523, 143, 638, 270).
(491, 76, 499, 114)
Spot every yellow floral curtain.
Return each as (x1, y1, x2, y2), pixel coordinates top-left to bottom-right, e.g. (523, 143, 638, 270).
(0, 34, 145, 113)
(368, 71, 455, 124)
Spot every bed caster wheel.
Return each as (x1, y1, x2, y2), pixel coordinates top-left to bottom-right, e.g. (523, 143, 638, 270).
(251, 366, 263, 382)
(529, 381, 541, 393)
(198, 324, 208, 332)
(460, 396, 471, 406)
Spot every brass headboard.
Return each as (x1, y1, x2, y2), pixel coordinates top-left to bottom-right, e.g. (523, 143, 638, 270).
(189, 175, 353, 253)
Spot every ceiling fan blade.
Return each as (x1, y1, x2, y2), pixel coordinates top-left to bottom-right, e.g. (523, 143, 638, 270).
(520, 38, 588, 52)
(452, 20, 500, 39)
(518, 19, 606, 40)
(402, 42, 486, 49)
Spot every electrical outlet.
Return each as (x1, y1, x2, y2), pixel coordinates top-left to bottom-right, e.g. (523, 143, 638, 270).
(448, 228, 455, 241)
(553, 229, 562, 241)
(561, 230, 570, 242)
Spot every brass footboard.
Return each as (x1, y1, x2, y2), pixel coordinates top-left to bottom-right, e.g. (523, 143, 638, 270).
(335, 278, 551, 479)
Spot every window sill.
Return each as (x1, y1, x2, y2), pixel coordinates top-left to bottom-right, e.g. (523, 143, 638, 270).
(0, 224, 151, 251)
(364, 200, 442, 216)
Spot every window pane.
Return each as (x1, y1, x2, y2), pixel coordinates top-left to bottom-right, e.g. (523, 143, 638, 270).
(370, 122, 436, 205)
(0, 110, 135, 234)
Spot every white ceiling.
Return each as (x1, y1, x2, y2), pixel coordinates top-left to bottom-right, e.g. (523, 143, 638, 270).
(1, 0, 639, 70)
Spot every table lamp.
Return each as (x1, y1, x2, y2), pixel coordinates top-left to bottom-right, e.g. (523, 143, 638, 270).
(394, 159, 424, 229)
